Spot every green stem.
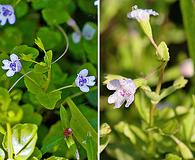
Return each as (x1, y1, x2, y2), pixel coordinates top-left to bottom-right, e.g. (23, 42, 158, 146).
(44, 66, 52, 92)
(50, 84, 74, 93)
(149, 63, 166, 126)
(6, 123, 13, 159)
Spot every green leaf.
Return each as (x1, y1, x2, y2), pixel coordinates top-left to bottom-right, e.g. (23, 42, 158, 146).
(32, 0, 70, 10)
(171, 135, 193, 159)
(51, 64, 67, 86)
(41, 121, 66, 155)
(160, 119, 179, 135)
(15, 1, 28, 18)
(28, 147, 42, 160)
(182, 108, 195, 142)
(45, 156, 68, 160)
(77, 0, 96, 14)
(129, 125, 148, 143)
(115, 122, 136, 144)
(157, 41, 170, 62)
(6, 103, 23, 124)
(180, 0, 195, 64)
(141, 85, 160, 103)
(0, 87, 11, 112)
(66, 98, 97, 159)
(36, 91, 61, 110)
(100, 123, 111, 137)
(35, 37, 46, 53)
(12, 45, 39, 70)
(60, 106, 70, 129)
(24, 72, 47, 94)
(21, 104, 42, 125)
(42, 7, 70, 26)
(100, 123, 111, 153)
(79, 105, 97, 130)
(160, 77, 188, 99)
(0, 27, 22, 52)
(12, 45, 39, 60)
(37, 27, 62, 50)
(134, 92, 150, 123)
(0, 148, 5, 160)
(165, 153, 182, 160)
(3, 124, 38, 160)
(85, 132, 96, 160)
(44, 50, 53, 66)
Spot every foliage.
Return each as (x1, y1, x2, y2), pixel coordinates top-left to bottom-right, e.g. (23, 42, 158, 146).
(100, 0, 195, 159)
(0, 0, 97, 159)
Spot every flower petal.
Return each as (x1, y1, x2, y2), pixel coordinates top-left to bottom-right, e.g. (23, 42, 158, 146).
(108, 92, 117, 104)
(79, 69, 88, 77)
(2, 59, 11, 66)
(72, 32, 81, 44)
(0, 17, 7, 26)
(6, 69, 15, 77)
(79, 85, 89, 92)
(15, 60, 22, 72)
(114, 98, 126, 109)
(10, 54, 19, 62)
(107, 80, 120, 90)
(8, 14, 16, 24)
(86, 76, 95, 86)
(75, 76, 80, 87)
(125, 95, 135, 107)
(2, 65, 10, 70)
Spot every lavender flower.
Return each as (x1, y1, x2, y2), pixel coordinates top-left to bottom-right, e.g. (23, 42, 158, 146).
(2, 54, 22, 77)
(82, 24, 96, 40)
(75, 69, 95, 92)
(180, 59, 194, 78)
(0, 4, 16, 25)
(107, 79, 137, 108)
(127, 5, 158, 22)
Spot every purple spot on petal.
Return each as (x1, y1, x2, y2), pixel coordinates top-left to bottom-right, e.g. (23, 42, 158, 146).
(10, 61, 16, 71)
(79, 76, 87, 86)
(2, 7, 12, 16)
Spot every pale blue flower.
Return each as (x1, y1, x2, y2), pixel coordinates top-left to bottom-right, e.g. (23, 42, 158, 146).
(0, 4, 16, 25)
(72, 32, 81, 44)
(75, 69, 95, 92)
(82, 24, 96, 40)
(107, 79, 137, 108)
(2, 54, 22, 77)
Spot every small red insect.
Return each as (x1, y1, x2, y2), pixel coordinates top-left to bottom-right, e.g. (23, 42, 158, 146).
(63, 128, 72, 138)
